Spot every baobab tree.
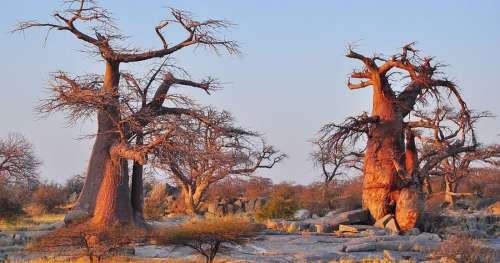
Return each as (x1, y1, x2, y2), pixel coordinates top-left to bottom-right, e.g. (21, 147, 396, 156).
(316, 44, 478, 230)
(14, 0, 238, 226)
(0, 133, 41, 186)
(416, 109, 500, 204)
(154, 109, 286, 215)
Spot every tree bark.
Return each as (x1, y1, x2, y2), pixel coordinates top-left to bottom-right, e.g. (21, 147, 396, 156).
(362, 82, 403, 220)
(67, 61, 135, 226)
(395, 130, 424, 231)
(444, 174, 458, 205)
(131, 160, 145, 224)
(92, 154, 133, 225)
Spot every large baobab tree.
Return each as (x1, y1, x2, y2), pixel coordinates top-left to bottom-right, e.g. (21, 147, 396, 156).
(316, 44, 478, 230)
(0, 133, 41, 186)
(154, 109, 286, 215)
(14, 0, 238, 226)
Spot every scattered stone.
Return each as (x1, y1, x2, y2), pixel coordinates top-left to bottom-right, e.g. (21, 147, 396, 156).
(314, 224, 333, 233)
(302, 252, 341, 262)
(339, 224, 359, 233)
(325, 211, 339, 217)
(374, 213, 394, 228)
(383, 250, 426, 262)
(404, 228, 421, 236)
(339, 224, 374, 233)
(487, 201, 500, 215)
(307, 208, 370, 229)
(384, 218, 400, 235)
(411, 232, 442, 243)
(0, 236, 14, 247)
(344, 243, 377, 252)
(294, 209, 311, 220)
(64, 210, 90, 225)
(287, 222, 299, 233)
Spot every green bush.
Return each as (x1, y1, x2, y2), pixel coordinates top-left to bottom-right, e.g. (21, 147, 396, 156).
(256, 183, 299, 220)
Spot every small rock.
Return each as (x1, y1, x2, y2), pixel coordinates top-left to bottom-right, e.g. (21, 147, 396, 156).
(294, 209, 311, 220)
(487, 201, 500, 215)
(385, 218, 400, 235)
(339, 224, 375, 233)
(315, 224, 333, 233)
(64, 209, 90, 225)
(384, 250, 426, 262)
(312, 214, 319, 219)
(404, 228, 421, 235)
(344, 243, 377, 252)
(411, 232, 442, 243)
(287, 222, 299, 233)
(0, 236, 14, 247)
(325, 211, 339, 217)
(339, 224, 359, 233)
(374, 213, 394, 228)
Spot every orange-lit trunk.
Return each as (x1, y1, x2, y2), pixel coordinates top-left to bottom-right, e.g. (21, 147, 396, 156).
(69, 61, 135, 226)
(396, 130, 423, 231)
(362, 80, 403, 220)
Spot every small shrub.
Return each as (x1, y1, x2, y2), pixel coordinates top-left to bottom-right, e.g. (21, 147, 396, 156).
(31, 183, 66, 212)
(255, 183, 299, 220)
(23, 202, 48, 216)
(0, 187, 24, 220)
(144, 183, 168, 219)
(432, 235, 498, 263)
(153, 216, 262, 263)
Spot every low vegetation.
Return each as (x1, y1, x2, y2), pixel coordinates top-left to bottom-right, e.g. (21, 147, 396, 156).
(153, 216, 263, 263)
(432, 235, 498, 263)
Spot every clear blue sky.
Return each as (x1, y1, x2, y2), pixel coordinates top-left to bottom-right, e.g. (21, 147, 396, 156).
(1, 1, 499, 184)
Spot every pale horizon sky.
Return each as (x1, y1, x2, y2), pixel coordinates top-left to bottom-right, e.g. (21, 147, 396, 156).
(1, 1, 499, 185)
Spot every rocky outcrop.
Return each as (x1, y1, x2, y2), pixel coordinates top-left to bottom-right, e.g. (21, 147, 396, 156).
(293, 209, 311, 220)
(422, 211, 500, 237)
(205, 197, 268, 216)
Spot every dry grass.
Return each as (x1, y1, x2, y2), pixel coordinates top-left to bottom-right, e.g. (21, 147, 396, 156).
(0, 213, 64, 231)
(8, 257, 196, 263)
(153, 215, 263, 263)
(432, 235, 498, 263)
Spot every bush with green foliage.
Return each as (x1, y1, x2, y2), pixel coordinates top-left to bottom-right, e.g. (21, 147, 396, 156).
(255, 183, 299, 220)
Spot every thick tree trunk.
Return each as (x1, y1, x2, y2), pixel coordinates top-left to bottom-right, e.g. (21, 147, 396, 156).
(131, 160, 145, 224)
(68, 127, 115, 220)
(396, 130, 424, 230)
(67, 61, 135, 226)
(92, 155, 133, 225)
(362, 85, 403, 220)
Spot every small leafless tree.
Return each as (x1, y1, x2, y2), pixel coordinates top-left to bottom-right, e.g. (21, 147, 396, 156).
(0, 133, 41, 186)
(154, 109, 286, 215)
(13, 0, 239, 226)
(154, 216, 262, 263)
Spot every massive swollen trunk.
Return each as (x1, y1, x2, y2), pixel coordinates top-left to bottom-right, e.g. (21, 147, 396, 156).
(362, 84, 404, 220)
(395, 131, 424, 231)
(69, 62, 135, 226)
